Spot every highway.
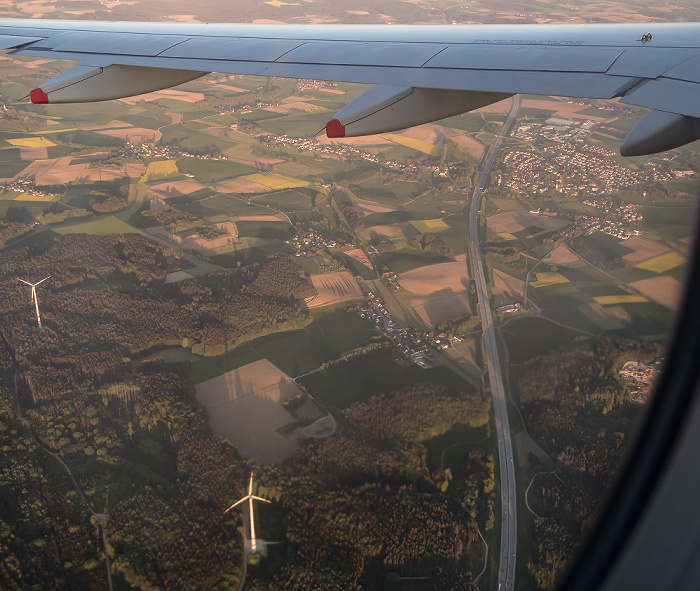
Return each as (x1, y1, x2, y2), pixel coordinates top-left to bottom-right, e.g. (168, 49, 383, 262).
(467, 95, 520, 591)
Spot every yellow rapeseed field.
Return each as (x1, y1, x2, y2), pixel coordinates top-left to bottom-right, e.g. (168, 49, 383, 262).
(636, 251, 686, 273)
(530, 272, 570, 288)
(242, 173, 309, 189)
(382, 134, 441, 156)
(593, 295, 649, 305)
(6, 137, 56, 148)
(410, 219, 450, 233)
(140, 160, 180, 182)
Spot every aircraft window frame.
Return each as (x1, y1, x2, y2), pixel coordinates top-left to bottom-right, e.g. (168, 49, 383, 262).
(561, 207, 700, 590)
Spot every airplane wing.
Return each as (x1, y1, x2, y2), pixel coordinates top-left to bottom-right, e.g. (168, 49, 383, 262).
(2, 19, 700, 154)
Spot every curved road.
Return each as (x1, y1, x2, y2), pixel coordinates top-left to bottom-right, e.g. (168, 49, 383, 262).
(467, 95, 520, 591)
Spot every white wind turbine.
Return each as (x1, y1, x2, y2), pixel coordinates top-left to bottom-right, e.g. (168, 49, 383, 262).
(224, 471, 272, 553)
(17, 276, 51, 328)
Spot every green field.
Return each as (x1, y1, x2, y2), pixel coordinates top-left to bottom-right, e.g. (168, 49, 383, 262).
(257, 111, 333, 137)
(235, 220, 294, 240)
(177, 158, 256, 182)
(173, 192, 273, 220)
(424, 423, 491, 472)
(116, 112, 173, 130)
(500, 316, 586, 364)
(363, 210, 418, 226)
(438, 112, 485, 132)
(53, 216, 146, 236)
(251, 189, 314, 211)
(299, 347, 474, 410)
(639, 205, 695, 241)
(0, 160, 30, 178)
(53, 130, 124, 148)
(159, 123, 238, 153)
(380, 249, 454, 273)
(208, 239, 288, 268)
(191, 305, 373, 383)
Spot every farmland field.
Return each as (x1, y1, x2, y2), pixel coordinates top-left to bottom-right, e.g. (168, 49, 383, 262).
(251, 189, 313, 211)
(530, 272, 570, 288)
(380, 248, 454, 273)
(140, 160, 180, 182)
(242, 173, 309, 190)
(398, 254, 471, 327)
(53, 216, 146, 236)
(382, 133, 440, 156)
(410, 218, 450, 233)
(6, 137, 56, 148)
(299, 347, 473, 410)
(635, 251, 686, 273)
(306, 272, 363, 308)
(593, 295, 649, 305)
(176, 158, 256, 182)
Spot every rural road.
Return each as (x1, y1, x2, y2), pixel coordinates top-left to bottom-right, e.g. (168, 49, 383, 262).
(467, 94, 520, 591)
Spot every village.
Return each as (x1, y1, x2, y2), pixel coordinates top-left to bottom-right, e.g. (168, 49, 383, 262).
(619, 359, 664, 403)
(258, 133, 450, 176)
(356, 291, 440, 369)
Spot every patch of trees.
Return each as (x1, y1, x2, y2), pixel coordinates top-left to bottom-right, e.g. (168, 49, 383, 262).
(272, 485, 472, 590)
(244, 255, 317, 300)
(293, 383, 489, 477)
(0, 384, 104, 590)
(0, 222, 31, 247)
(337, 202, 364, 231)
(569, 236, 622, 271)
(90, 195, 127, 213)
(262, 382, 489, 589)
(0, 231, 499, 589)
(512, 336, 661, 588)
(0, 233, 177, 286)
(436, 312, 479, 337)
(409, 233, 454, 257)
(483, 238, 520, 263)
(37, 208, 92, 226)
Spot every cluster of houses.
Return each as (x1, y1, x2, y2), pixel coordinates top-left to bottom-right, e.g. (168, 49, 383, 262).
(290, 227, 339, 256)
(258, 134, 445, 175)
(357, 293, 438, 369)
(619, 359, 663, 403)
(514, 118, 596, 144)
(297, 79, 339, 92)
(119, 142, 226, 161)
(0, 178, 56, 199)
(382, 271, 400, 291)
(526, 204, 641, 240)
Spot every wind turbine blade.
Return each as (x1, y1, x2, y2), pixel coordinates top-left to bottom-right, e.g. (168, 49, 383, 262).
(223, 496, 249, 513)
(248, 471, 254, 496)
(17, 278, 33, 286)
(251, 496, 272, 504)
(35, 276, 51, 285)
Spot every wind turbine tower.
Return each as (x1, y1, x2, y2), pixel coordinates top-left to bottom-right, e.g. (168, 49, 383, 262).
(224, 472, 272, 553)
(17, 276, 51, 328)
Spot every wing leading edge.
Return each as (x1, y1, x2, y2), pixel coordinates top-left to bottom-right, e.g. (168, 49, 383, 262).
(2, 19, 700, 155)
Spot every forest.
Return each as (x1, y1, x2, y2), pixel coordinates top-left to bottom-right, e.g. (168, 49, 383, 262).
(0, 231, 493, 590)
(511, 336, 661, 590)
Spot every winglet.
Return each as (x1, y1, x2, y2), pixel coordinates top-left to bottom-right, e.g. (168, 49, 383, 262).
(325, 118, 346, 138)
(30, 88, 49, 104)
